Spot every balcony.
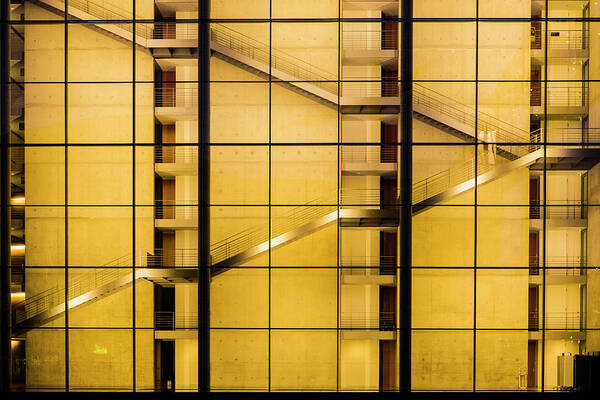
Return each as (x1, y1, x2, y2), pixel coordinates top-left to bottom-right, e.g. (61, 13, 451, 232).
(341, 147, 397, 176)
(155, 201, 198, 231)
(342, 30, 398, 66)
(340, 311, 396, 340)
(529, 200, 587, 230)
(154, 86, 198, 123)
(341, 256, 396, 286)
(155, 146, 198, 178)
(154, 311, 198, 339)
(530, 84, 588, 117)
(528, 256, 587, 285)
(528, 311, 586, 340)
(531, 29, 588, 63)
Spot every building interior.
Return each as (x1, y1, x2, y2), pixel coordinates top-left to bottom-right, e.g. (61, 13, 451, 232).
(2, 0, 600, 392)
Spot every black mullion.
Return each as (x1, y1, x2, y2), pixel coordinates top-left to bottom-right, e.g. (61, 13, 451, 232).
(399, 0, 413, 393)
(473, 0, 479, 392)
(131, 0, 136, 392)
(64, 0, 69, 391)
(268, 0, 272, 392)
(198, 0, 211, 392)
(541, 0, 549, 392)
(336, 0, 340, 392)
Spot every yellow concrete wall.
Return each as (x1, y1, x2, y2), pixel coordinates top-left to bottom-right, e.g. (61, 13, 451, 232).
(24, 1, 155, 390)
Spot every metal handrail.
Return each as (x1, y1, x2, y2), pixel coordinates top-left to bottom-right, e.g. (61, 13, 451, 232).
(340, 311, 395, 330)
(155, 311, 198, 330)
(340, 256, 396, 267)
(414, 83, 531, 144)
(155, 86, 198, 107)
(155, 146, 197, 164)
(342, 30, 397, 50)
(531, 84, 587, 108)
(13, 254, 132, 324)
(155, 200, 198, 219)
(529, 311, 585, 330)
(341, 146, 397, 163)
(529, 200, 585, 219)
(532, 28, 588, 51)
(147, 248, 198, 268)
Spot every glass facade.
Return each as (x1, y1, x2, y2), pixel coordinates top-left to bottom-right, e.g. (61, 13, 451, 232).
(1, 0, 600, 393)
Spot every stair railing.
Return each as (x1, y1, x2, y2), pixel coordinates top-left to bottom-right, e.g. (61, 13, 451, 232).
(210, 24, 338, 95)
(412, 130, 542, 204)
(13, 254, 132, 325)
(210, 196, 337, 266)
(413, 83, 531, 148)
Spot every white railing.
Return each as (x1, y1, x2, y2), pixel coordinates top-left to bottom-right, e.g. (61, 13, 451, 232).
(13, 254, 132, 325)
(342, 30, 397, 50)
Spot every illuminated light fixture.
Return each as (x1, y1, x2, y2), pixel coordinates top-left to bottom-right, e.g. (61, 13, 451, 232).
(10, 196, 25, 205)
(10, 244, 25, 251)
(11, 292, 25, 299)
(11, 340, 20, 347)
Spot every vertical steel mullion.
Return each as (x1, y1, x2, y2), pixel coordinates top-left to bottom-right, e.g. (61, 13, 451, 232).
(473, 0, 479, 392)
(0, 0, 11, 391)
(131, 1, 136, 392)
(64, 0, 70, 391)
(541, 0, 549, 392)
(399, 0, 412, 393)
(198, 0, 211, 392)
(268, 0, 272, 392)
(336, 0, 341, 392)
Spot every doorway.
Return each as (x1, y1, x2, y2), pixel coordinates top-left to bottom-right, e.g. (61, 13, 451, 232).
(528, 286, 539, 331)
(529, 231, 539, 276)
(531, 68, 541, 107)
(528, 340, 538, 389)
(155, 340, 175, 391)
(530, 177, 540, 219)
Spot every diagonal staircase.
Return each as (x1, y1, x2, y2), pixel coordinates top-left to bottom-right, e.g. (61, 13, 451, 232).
(16, 0, 597, 334)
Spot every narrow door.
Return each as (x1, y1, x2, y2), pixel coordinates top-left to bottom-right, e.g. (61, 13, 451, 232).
(162, 180, 175, 219)
(381, 123, 398, 163)
(161, 71, 176, 107)
(159, 340, 175, 391)
(583, 4, 590, 50)
(379, 286, 396, 331)
(162, 233, 176, 267)
(381, 14, 398, 50)
(531, 69, 541, 107)
(581, 172, 588, 219)
(380, 231, 397, 275)
(379, 340, 396, 391)
(529, 232, 539, 276)
(528, 340, 538, 389)
(380, 177, 397, 209)
(528, 286, 539, 331)
(381, 67, 398, 97)
(530, 177, 540, 219)
(531, 21, 542, 49)
(582, 60, 589, 107)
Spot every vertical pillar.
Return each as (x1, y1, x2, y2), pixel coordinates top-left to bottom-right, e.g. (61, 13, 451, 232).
(1, 0, 12, 392)
(198, 0, 211, 392)
(399, 0, 412, 393)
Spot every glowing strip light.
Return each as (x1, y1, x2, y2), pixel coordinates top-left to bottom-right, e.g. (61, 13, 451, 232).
(11, 197, 25, 205)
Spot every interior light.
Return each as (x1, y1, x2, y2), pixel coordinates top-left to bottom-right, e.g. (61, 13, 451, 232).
(11, 197, 25, 205)
(10, 244, 25, 251)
